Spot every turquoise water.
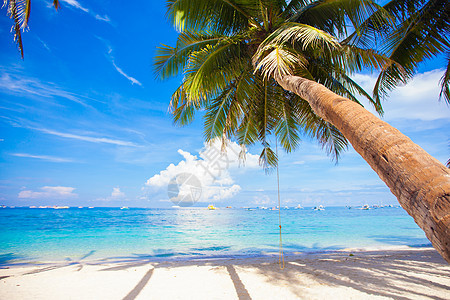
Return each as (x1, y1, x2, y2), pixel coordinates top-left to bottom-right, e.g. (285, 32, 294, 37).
(0, 207, 429, 263)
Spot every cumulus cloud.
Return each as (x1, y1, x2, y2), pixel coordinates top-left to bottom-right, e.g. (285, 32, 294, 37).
(145, 138, 259, 203)
(96, 187, 127, 202)
(353, 69, 450, 121)
(18, 186, 77, 199)
(111, 187, 125, 199)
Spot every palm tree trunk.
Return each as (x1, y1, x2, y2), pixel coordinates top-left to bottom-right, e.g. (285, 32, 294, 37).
(278, 75, 450, 263)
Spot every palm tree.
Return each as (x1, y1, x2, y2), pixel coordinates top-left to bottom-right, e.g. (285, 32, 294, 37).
(156, 0, 450, 262)
(2, 0, 60, 58)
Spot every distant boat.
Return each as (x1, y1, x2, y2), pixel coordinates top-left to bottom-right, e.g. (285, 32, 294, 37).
(270, 207, 278, 210)
(120, 206, 129, 210)
(29, 206, 37, 208)
(172, 205, 181, 208)
(284, 206, 289, 210)
(53, 206, 69, 209)
(88, 207, 94, 209)
(207, 204, 217, 210)
(313, 205, 325, 211)
(361, 204, 370, 210)
(226, 206, 232, 209)
(78, 206, 83, 208)
(295, 204, 303, 209)
(259, 206, 268, 210)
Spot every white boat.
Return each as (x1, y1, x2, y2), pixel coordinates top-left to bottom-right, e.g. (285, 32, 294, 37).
(120, 206, 129, 210)
(313, 205, 325, 211)
(295, 204, 303, 209)
(361, 204, 370, 210)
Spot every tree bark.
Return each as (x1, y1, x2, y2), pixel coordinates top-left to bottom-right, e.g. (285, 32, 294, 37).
(278, 75, 450, 263)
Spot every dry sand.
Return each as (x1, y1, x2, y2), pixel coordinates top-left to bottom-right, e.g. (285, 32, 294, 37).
(1, 248, 449, 300)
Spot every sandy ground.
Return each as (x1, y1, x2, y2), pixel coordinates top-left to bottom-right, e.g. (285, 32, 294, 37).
(0, 248, 449, 300)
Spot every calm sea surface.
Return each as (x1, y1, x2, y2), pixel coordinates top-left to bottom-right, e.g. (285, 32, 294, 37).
(0, 207, 429, 263)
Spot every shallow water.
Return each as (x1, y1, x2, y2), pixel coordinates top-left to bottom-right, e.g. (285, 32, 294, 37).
(0, 206, 429, 263)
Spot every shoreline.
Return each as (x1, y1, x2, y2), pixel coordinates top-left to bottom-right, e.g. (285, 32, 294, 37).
(1, 247, 448, 299)
(0, 244, 432, 267)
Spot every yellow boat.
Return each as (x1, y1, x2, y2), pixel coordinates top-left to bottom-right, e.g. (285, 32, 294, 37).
(207, 204, 217, 210)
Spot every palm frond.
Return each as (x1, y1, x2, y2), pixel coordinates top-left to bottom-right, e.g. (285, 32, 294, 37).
(287, 0, 385, 38)
(183, 39, 246, 101)
(154, 31, 227, 79)
(261, 22, 340, 52)
(259, 142, 278, 170)
(166, 0, 262, 33)
(3, 0, 60, 58)
(439, 50, 450, 104)
(203, 83, 237, 142)
(374, 0, 450, 102)
(292, 94, 348, 161)
(253, 44, 307, 80)
(274, 93, 301, 152)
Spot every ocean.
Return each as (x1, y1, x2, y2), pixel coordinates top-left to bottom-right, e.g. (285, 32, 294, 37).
(0, 206, 430, 264)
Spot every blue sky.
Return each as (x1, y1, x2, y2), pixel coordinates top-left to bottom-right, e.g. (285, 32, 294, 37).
(0, 1, 448, 208)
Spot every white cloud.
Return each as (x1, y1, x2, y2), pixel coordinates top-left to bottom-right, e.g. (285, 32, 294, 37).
(36, 128, 139, 147)
(0, 72, 93, 107)
(95, 14, 110, 22)
(145, 138, 259, 203)
(96, 187, 127, 202)
(111, 187, 125, 199)
(112, 61, 142, 86)
(11, 153, 74, 163)
(353, 69, 450, 121)
(18, 186, 77, 199)
(252, 195, 273, 206)
(60, 0, 88, 12)
(60, 0, 111, 23)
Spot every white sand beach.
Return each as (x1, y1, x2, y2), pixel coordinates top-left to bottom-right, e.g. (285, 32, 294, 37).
(1, 247, 448, 300)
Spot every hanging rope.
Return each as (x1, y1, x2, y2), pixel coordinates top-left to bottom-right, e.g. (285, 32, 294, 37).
(276, 138, 285, 270)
